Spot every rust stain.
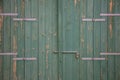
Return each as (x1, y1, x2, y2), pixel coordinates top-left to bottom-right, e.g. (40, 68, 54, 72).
(13, 60, 17, 80)
(13, 36, 17, 80)
(109, 23, 113, 38)
(109, 0, 113, 38)
(13, 36, 17, 52)
(109, 0, 113, 13)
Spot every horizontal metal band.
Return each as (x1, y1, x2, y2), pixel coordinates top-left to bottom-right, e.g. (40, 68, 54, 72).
(81, 58, 106, 60)
(13, 58, 37, 60)
(0, 13, 18, 16)
(13, 18, 37, 21)
(100, 13, 120, 16)
(0, 53, 17, 56)
(82, 18, 105, 22)
(53, 51, 78, 54)
(100, 53, 120, 55)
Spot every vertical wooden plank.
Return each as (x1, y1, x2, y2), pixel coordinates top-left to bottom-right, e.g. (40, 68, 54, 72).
(44, 0, 58, 80)
(10, 0, 17, 80)
(100, 0, 108, 80)
(58, 0, 63, 80)
(107, 0, 115, 80)
(62, 0, 73, 80)
(0, 0, 3, 79)
(114, 0, 120, 80)
(30, 0, 38, 80)
(51, 0, 58, 80)
(86, 0, 94, 80)
(79, 0, 87, 80)
(24, 0, 32, 80)
(71, 0, 80, 80)
(93, 0, 101, 80)
(3, 0, 11, 80)
(38, 0, 46, 80)
(16, 0, 25, 80)
(45, 0, 51, 80)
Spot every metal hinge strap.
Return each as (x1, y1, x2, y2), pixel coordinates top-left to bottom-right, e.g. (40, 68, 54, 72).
(82, 18, 105, 22)
(100, 53, 120, 55)
(0, 53, 17, 56)
(81, 57, 106, 60)
(13, 18, 37, 21)
(0, 13, 18, 16)
(13, 57, 37, 61)
(100, 13, 120, 16)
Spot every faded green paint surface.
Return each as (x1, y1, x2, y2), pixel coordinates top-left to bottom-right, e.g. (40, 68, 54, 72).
(1, 0, 120, 80)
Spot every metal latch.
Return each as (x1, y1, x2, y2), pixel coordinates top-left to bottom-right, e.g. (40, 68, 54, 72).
(0, 13, 18, 16)
(82, 18, 105, 22)
(0, 53, 17, 56)
(13, 18, 37, 21)
(100, 53, 120, 55)
(81, 57, 106, 61)
(100, 13, 120, 16)
(13, 57, 37, 61)
(53, 51, 79, 59)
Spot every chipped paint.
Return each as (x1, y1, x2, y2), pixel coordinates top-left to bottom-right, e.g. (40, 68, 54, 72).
(109, 0, 113, 38)
(13, 36, 17, 52)
(109, 0, 113, 13)
(109, 23, 113, 38)
(13, 60, 17, 80)
(74, 0, 77, 6)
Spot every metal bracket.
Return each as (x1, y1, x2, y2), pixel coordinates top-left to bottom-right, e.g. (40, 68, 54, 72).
(81, 57, 106, 61)
(0, 13, 18, 16)
(100, 13, 120, 16)
(13, 18, 37, 21)
(13, 57, 37, 61)
(82, 18, 105, 22)
(53, 51, 79, 59)
(0, 53, 17, 56)
(100, 53, 120, 55)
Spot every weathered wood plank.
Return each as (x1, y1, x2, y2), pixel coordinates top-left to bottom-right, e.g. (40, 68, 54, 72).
(3, 0, 11, 80)
(93, 0, 101, 80)
(10, 0, 17, 80)
(114, 0, 120, 80)
(51, 0, 58, 79)
(16, 0, 25, 80)
(0, 0, 3, 79)
(58, 0, 63, 80)
(79, 0, 87, 80)
(30, 0, 38, 80)
(24, 0, 32, 80)
(86, 0, 94, 80)
(107, 0, 115, 80)
(38, 0, 46, 80)
(100, 0, 108, 80)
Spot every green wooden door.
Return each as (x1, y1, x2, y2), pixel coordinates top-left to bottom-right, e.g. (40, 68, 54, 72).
(1, 0, 120, 80)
